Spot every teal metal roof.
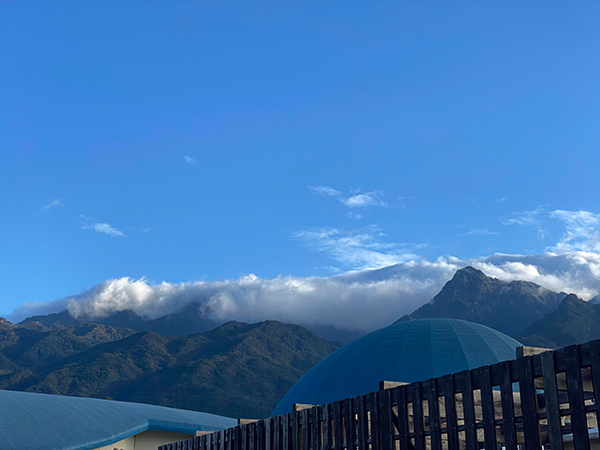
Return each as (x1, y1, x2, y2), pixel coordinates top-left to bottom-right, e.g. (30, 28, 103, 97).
(272, 318, 522, 416)
(0, 390, 236, 450)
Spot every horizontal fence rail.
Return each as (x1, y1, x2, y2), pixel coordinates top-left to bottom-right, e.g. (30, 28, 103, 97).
(160, 338, 600, 450)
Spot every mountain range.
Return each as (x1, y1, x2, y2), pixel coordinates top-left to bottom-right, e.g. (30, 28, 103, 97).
(3, 265, 600, 418)
(22, 303, 365, 343)
(0, 318, 339, 418)
(398, 266, 565, 337)
(398, 266, 600, 348)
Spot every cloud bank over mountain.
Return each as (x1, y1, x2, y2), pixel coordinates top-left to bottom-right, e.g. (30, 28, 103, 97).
(8, 251, 600, 331)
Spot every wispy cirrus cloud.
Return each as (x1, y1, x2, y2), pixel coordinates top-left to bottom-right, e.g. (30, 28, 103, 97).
(40, 198, 63, 212)
(548, 210, 600, 253)
(502, 207, 600, 250)
(184, 155, 198, 164)
(308, 185, 389, 209)
(308, 185, 342, 197)
(460, 228, 500, 237)
(79, 215, 125, 237)
(341, 191, 388, 208)
(294, 225, 419, 270)
(502, 206, 546, 227)
(502, 206, 548, 238)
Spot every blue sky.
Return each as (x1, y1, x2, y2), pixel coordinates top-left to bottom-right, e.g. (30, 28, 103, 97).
(1, 2, 600, 326)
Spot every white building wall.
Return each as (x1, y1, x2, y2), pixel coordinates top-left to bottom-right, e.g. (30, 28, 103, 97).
(94, 430, 192, 450)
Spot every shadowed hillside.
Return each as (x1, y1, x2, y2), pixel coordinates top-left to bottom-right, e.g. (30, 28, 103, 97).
(0, 319, 340, 418)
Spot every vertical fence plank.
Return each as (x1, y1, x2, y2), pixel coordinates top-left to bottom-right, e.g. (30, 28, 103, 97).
(424, 378, 441, 450)
(357, 395, 368, 450)
(209, 431, 215, 450)
(311, 406, 320, 450)
(591, 340, 600, 433)
(409, 382, 425, 450)
(249, 424, 254, 450)
(234, 426, 242, 450)
(225, 429, 231, 450)
(498, 361, 517, 450)
(265, 418, 272, 450)
(291, 411, 299, 450)
(275, 416, 282, 450)
(221, 430, 227, 450)
(517, 356, 542, 450)
(283, 413, 291, 450)
(332, 401, 342, 450)
(300, 409, 309, 450)
(259, 420, 266, 450)
(456, 370, 477, 450)
(439, 374, 458, 450)
(477, 366, 497, 450)
(322, 404, 331, 450)
(242, 424, 248, 450)
(379, 388, 393, 450)
(343, 398, 356, 450)
(540, 351, 564, 450)
(370, 392, 381, 450)
(565, 345, 591, 450)
(395, 385, 410, 450)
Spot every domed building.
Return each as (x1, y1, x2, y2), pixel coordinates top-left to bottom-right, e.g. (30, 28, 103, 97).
(272, 318, 522, 416)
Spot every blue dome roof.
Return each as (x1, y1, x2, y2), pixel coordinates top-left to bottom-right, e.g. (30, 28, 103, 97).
(0, 390, 236, 450)
(272, 318, 521, 416)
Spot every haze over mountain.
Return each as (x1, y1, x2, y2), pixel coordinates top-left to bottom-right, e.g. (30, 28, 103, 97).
(9, 252, 600, 339)
(18, 264, 600, 351)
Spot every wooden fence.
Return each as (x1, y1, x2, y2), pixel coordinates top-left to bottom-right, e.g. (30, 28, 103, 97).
(160, 338, 600, 450)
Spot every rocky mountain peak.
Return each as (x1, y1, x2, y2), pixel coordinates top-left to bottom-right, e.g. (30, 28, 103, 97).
(398, 266, 564, 338)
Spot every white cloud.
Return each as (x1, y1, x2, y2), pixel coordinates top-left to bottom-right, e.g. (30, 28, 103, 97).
(9, 251, 600, 332)
(40, 198, 63, 212)
(294, 225, 418, 270)
(502, 207, 600, 248)
(79, 215, 125, 237)
(308, 185, 342, 197)
(341, 191, 388, 208)
(502, 206, 545, 227)
(184, 155, 198, 164)
(77, 214, 125, 237)
(502, 206, 548, 238)
(12, 206, 600, 333)
(460, 228, 500, 236)
(548, 210, 600, 252)
(309, 186, 390, 209)
(82, 222, 126, 237)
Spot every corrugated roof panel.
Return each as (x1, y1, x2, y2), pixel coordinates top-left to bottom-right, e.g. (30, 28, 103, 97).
(0, 390, 236, 450)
